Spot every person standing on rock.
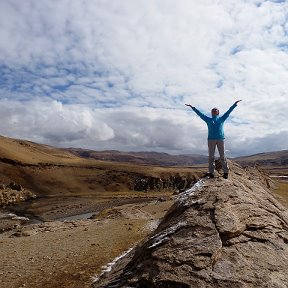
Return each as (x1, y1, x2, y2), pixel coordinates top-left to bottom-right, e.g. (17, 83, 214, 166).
(185, 100, 242, 179)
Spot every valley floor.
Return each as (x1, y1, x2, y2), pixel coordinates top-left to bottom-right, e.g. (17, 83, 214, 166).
(0, 197, 173, 288)
(0, 172, 287, 288)
(272, 178, 288, 208)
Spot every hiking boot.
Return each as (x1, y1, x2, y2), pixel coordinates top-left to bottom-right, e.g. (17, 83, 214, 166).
(223, 173, 229, 179)
(206, 173, 214, 178)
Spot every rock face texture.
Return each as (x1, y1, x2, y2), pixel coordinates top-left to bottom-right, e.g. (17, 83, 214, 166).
(131, 174, 198, 192)
(93, 162, 288, 288)
(0, 182, 36, 206)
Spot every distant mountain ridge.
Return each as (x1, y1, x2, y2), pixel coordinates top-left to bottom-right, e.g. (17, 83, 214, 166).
(0, 134, 287, 168)
(234, 150, 288, 167)
(65, 148, 208, 166)
(65, 148, 288, 168)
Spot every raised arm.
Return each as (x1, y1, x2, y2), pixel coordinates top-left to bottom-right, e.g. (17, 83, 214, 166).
(221, 100, 242, 121)
(185, 104, 194, 109)
(185, 104, 209, 122)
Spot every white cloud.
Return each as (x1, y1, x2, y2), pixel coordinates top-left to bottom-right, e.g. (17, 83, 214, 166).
(0, 100, 114, 147)
(0, 0, 287, 156)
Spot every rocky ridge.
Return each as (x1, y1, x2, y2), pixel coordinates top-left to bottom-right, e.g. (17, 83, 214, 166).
(93, 161, 288, 288)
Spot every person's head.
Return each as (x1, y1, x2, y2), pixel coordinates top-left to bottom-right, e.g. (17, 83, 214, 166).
(211, 107, 219, 116)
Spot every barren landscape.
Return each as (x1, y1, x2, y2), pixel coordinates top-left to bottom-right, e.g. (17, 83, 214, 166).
(0, 136, 204, 288)
(0, 135, 287, 288)
(0, 199, 174, 288)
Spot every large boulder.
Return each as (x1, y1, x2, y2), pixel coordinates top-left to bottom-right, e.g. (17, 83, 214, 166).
(93, 162, 288, 288)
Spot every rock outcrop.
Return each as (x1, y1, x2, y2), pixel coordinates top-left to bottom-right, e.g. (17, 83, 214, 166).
(131, 174, 198, 192)
(0, 182, 36, 206)
(93, 162, 288, 288)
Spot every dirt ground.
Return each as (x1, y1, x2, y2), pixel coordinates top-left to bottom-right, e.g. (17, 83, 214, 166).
(0, 199, 173, 288)
(272, 179, 288, 208)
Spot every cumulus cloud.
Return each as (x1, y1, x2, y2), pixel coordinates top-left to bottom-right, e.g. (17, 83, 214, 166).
(0, 0, 287, 156)
(0, 100, 114, 147)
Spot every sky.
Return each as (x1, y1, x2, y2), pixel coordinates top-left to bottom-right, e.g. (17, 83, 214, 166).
(0, 0, 287, 157)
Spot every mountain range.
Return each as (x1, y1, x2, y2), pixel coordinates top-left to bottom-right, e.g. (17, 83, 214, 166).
(65, 147, 288, 171)
(65, 148, 208, 166)
(0, 134, 287, 169)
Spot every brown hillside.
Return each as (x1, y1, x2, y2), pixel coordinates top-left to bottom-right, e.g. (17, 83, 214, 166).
(234, 150, 288, 175)
(0, 135, 81, 165)
(0, 135, 205, 199)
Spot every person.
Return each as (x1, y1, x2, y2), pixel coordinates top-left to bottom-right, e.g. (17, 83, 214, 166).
(185, 100, 242, 179)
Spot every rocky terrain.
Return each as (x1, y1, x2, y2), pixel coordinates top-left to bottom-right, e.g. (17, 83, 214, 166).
(0, 182, 37, 232)
(0, 199, 174, 288)
(93, 162, 288, 288)
(0, 135, 287, 288)
(0, 182, 36, 206)
(0, 135, 205, 287)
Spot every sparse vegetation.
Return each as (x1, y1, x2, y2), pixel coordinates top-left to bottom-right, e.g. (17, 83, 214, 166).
(273, 180, 288, 208)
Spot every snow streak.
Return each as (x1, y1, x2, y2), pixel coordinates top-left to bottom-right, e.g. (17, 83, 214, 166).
(148, 179, 205, 249)
(176, 178, 205, 204)
(148, 221, 187, 249)
(91, 247, 134, 284)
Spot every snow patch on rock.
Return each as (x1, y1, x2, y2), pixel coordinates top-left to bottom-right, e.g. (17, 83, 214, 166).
(176, 178, 205, 204)
(92, 247, 134, 284)
(148, 221, 187, 249)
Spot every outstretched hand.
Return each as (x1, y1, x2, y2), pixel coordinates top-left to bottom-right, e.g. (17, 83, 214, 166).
(185, 103, 193, 108)
(234, 100, 242, 105)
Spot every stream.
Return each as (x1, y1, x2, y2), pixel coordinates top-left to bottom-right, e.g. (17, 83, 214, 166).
(1, 195, 157, 227)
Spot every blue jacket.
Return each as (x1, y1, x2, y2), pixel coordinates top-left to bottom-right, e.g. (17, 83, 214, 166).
(192, 103, 237, 140)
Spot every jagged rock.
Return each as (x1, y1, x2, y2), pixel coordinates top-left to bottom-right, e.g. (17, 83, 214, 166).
(132, 175, 198, 192)
(93, 161, 288, 288)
